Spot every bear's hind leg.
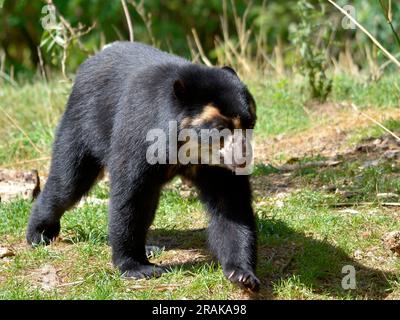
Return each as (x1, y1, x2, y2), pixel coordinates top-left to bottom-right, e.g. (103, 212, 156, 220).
(27, 132, 102, 245)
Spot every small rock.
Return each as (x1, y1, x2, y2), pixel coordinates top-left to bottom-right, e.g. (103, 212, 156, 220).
(354, 249, 363, 260)
(372, 138, 382, 146)
(40, 264, 59, 291)
(382, 231, 400, 255)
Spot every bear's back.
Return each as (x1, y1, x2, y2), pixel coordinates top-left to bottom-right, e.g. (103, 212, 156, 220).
(63, 42, 190, 161)
(79, 41, 189, 79)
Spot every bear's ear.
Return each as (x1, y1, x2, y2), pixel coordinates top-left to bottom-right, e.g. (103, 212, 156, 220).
(222, 66, 238, 77)
(173, 79, 186, 100)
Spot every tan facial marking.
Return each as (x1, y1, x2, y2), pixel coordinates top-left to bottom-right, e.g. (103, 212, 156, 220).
(191, 104, 223, 126)
(232, 116, 242, 129)
(181, 104, 245, 129)
(180, 116, 193, 129)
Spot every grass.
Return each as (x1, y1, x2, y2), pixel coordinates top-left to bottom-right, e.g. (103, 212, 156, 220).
(1, 73, 400, 299)
(331, 73, 400, 108)
(347, 118, 400, 146)
(250, 77, 310, 137)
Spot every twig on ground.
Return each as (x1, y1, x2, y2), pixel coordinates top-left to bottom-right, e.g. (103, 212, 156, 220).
(332, 202, 400, 207)
(350, 103, 400, 142)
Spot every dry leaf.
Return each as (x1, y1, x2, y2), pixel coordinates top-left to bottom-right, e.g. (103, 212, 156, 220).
(0, 247, 15, 258)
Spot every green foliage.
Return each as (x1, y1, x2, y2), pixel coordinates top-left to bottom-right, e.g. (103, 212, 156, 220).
(331, 73, 400, 107)
(1, 0, 400, 79)
(378, 0, 400, 51)
(249, 78, 310, 137)
(0, 0, 252, 76)
(252, 163, 280, 176)
(348, 118, 400, 145)
(340, 0, 400, 57)
(290, 0, 332, 102)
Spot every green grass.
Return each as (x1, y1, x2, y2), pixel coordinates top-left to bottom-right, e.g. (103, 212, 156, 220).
(249, 77, 310, 137)
(1, 73, 400, 299)
(0, 80, 68, 166)
(331, 74, 400, 108)
(347, 118, 400, 146)
(252, 163, 281, 177)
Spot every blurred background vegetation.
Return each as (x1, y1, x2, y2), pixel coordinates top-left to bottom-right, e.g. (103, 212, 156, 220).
(0, 0, 399, 83)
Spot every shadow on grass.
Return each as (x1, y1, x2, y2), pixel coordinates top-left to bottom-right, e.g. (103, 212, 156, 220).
(245, 133, 399, 298)
(147, 222, 396, 300)
(59, 204, 396, 298)
(256, 219, 396, 299)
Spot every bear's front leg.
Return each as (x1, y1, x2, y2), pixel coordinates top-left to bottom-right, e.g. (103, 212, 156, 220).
(190, 166, 260, 292)
(108, 166, 165, 279)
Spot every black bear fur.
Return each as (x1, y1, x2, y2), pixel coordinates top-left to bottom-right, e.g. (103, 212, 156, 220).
(26, 42, 260, 291)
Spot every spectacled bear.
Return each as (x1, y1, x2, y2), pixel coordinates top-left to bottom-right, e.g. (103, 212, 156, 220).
(26, 41, 260, 291)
